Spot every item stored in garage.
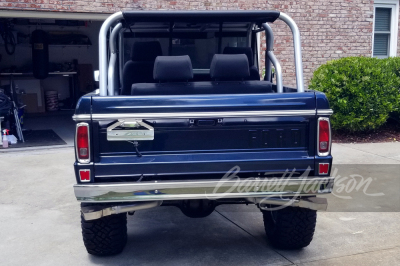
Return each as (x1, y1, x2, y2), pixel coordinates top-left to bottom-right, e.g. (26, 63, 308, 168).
(45, 90, 58, 111)
(2, 129, 8, 148)
(31, 30, 49, 79)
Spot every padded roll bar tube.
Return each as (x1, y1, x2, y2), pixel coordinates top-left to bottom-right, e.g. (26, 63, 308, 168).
(108, 22, 123, 96)
(118, 28, 125, 88)
(262, 23, 274, 82)
(278, 13, 305, 92)
(99, 11, 123, 96)
(267, 51, 283, 93)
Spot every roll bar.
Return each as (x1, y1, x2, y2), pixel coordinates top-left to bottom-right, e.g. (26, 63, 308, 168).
(267, 51, 283, 93)
(98, 11, 305, 96)
(99, 11, 123, 97)
(278, 13, 305, 92)
(108, 22, 123, 95)
(262, 23, 274, 83)
(262, 23, 283, 93)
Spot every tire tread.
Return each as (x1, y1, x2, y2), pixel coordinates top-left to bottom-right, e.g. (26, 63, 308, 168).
(81, 213, 127, 256)
(262, 207, 317, 249)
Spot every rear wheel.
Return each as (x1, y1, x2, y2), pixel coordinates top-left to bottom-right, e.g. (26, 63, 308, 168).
(81, 213, 127, 256)
(261, 206, 317, 249)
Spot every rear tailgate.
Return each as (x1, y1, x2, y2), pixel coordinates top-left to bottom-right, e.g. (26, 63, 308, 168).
(90, 92, 317, 181)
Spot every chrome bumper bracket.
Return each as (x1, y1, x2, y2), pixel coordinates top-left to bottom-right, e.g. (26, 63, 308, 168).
(81, 201, 162, 221)
(258, 197, 328, 211)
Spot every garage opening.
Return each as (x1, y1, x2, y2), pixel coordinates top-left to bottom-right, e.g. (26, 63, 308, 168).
(0, 11, 107, 149)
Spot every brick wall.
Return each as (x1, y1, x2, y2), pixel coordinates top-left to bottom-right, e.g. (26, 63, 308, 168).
(0, 0, 377, 87)
(262, 0, 374, 87)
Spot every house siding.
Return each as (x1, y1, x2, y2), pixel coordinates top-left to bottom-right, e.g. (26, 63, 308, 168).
(0, 0, 384, 87)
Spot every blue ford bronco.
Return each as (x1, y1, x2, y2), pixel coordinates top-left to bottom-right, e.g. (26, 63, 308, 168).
(72, 10, 334, 256)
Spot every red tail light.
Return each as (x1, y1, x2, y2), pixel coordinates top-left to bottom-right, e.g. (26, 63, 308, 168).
(79, 169, 91, 182)
(76, 123, 90, 163)
(318, 118, 330, 156)
(319, 163, 329, 175)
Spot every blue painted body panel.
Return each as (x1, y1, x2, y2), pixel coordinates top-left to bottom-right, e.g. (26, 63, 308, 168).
(315, 91, 331, 110)
(74, 95, 92, 115)
(91, 92, 316, 114)
(94, 151, 314, 179)
(74, 91, 333, 183)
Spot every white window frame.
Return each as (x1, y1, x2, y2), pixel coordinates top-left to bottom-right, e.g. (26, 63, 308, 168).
(372, 0, 399, 58)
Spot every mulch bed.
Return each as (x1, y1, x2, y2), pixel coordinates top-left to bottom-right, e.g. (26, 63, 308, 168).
(332, 118, 400, 143)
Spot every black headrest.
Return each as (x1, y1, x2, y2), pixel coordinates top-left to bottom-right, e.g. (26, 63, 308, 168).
(153, 55, 193, 82)
(131, 41, 162, 61)
(210, 54, 250, 81)
(223, 47, 254, 66)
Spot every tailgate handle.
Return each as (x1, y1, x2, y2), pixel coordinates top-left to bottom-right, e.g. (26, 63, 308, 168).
(196, 119, 216, 126)
(106, 119, 154, 141)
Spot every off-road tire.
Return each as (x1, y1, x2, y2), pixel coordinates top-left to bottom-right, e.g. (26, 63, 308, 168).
(81, 213, 127, 256)
(261, 206, 317, 249)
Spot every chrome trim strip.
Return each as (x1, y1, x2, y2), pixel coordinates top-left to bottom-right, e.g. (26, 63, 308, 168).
(91, 110, 316, 120)
(317, 109, 333, 116)
(72, 114, 91, 121)
(75, 122, 91, 164)
(317, 117, 332, 157)
(74, 177, 334, 202)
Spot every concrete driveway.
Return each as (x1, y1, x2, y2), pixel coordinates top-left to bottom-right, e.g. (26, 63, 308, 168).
(0, 143, 399, 266)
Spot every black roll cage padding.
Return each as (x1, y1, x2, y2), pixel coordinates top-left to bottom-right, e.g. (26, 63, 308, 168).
(217, 22, 223, 54)
(122, 10, 281, 24)
(168, 22, 173, 56)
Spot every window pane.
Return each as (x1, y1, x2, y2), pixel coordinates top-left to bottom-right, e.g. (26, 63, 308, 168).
(375, 8, 391, 31)
(171, 37, 247, 69)
(171, 38, 218, 69)
(123, 38, 169, 65)
(373, 33, 390, 56)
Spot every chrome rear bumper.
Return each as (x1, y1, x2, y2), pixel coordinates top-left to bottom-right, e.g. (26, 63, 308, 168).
(74, 177, 334, 203)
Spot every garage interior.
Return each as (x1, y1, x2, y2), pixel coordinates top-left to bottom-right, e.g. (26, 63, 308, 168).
(0, 11, 106, 149)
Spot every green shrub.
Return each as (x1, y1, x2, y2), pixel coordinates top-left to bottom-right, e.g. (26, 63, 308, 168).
(385, 57, 400, 121)
(309, 57, 400, 132)
(385, 57, 400, 78)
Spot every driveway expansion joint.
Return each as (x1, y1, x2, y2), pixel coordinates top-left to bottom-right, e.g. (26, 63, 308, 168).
(337, 143, 400, 162)
(215, 209, 296, 265)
